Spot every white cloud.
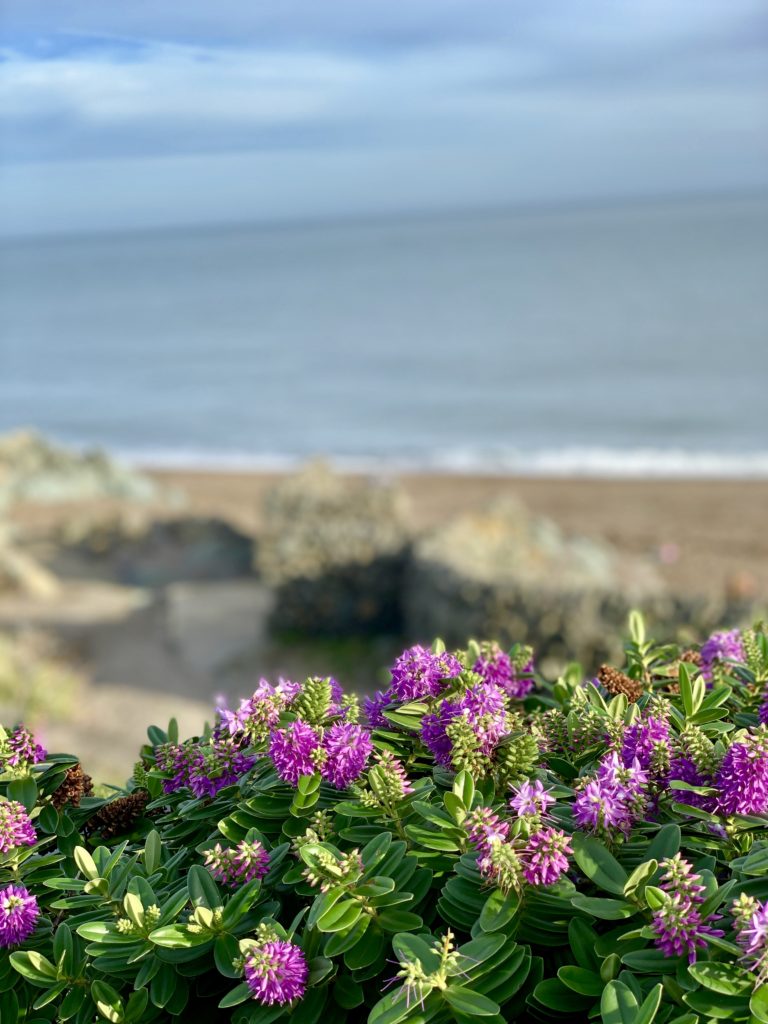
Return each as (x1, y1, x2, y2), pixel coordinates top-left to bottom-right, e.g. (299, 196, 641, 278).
(0, 0, 765, 233)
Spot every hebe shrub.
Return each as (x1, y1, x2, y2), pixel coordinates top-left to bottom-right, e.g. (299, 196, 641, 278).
(2, 615, 768, 1023)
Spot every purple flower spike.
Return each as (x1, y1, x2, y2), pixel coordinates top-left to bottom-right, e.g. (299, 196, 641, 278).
(244, 939, 308, 1006)
(321, 723, 372, 789)
(510, 780, 556, 818)
(651, 854, 723, 963)
(700, 629, 745, 684)
(6, 726, 47, 768)
(204, 839, 270, 888)
(522, 828, 572, 886)
(364, 690, 391, 729)
(473, 644, 535, 700)
(0, 884, 39, 947)
(621, 716, 670, 771)
(716, 728, 768, 816)
(389, 645, 462, 701)
(420, 703, 461, 768)
(0, 801, 37, 853)
(268, 721, 321, 786)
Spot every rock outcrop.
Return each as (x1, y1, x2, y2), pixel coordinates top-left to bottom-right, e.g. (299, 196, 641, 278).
(53, 513, 254, 587)
(256, 462, 410, 634)
(404, 498, 666, 670)
(0, 431, 160, 505)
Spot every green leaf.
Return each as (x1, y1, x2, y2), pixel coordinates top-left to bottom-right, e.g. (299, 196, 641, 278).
(214, 934, 241, 978)
(9, 952, 58, 986)
(361, 831, 392, 872)
(316, 899, 362, 933)
(218, 983, 253, 1009)
(571, 834, 629, 895)
(623, 859, 657, 900)
(391, 934, 442, 975)
(571, 895, 636, 920)
(377, 910, 422, 933)
(479, 888, 521, 933)
(687, 961, 754, 996)
(92, 980, 124, 1024)
(453, 770, 475, 810)
(74, 846, 100, 881)
(568, 919, 600, 972)
(534, 978, 591, 1013)
(443, 986, 500, 1016)
(646, 824, 681, 862)
(144, 830, 162, 875)
(149, 925, 210, 948)
(635, 984, 663, 1024)
(751, 984, 768, 1024)
(7, 776, 37, 812)
(557, 966, 603, 997)
(334, 975, 364, 1010)
(601, 980, 639, 1024)
(188, 864, 222, 909)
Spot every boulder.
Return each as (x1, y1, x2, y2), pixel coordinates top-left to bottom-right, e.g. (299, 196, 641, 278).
(404, 498, 667, 670)
(0, 430, 160, 505)
(52, 512, 254, 587)
(256, 462, 410, 634)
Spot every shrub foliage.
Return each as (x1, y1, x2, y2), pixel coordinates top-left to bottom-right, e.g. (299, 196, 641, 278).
(2, 616, 768, 1023)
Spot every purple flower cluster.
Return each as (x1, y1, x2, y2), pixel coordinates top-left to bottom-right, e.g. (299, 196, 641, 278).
(0, 884, 39, 947)
(268, 721, 372, 789)
(715, 728, 768, 816)
(321, 723, 373, 789)
(509, 780, 556, 819)
(155, 738, 255, 799)
(244, 939, 308, 1006)
(732, 894, 768, 980)
(621, 716, 670, 771)
(473, 644, 535, 700)
(651, 855, 723, 963)
(420, 681, 510, 768)
(217, 678, 302, 741)
(667, 756, 716, 811)
(389, 645, 462, 701)
(375, 752, 414, 799)
(420, 704, 461, 768)
(573, 752, 649, 837)
(363, 690, 390, 729)
(204, 839, 270, 887)
(700, 629, 745, 684)
(466, 807, 510, 851)
(466, 807, 570, 889)
(521, 828, 572, 886)
(268, 721, 321, 786)
(0, 800, 36, 853)
(6, 726, 46, 768)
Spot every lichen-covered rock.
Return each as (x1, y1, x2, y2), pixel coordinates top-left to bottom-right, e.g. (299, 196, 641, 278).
(257, 462, 410, 634)
(0, 431, 159, 505)
(50, 512, 254, 587)
(404, 498, 666, 670)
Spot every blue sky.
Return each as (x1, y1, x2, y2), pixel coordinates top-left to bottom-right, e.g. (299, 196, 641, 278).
(1, 0, 767, 235)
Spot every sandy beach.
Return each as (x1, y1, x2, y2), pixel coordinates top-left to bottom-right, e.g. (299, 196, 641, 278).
(147, 468, 768, 601)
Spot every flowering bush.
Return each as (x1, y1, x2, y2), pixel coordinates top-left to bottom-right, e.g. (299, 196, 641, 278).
(2, 615, 768, 1023)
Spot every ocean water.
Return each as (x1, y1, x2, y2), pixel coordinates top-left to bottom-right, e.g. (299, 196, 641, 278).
(1, 195, 767, 477)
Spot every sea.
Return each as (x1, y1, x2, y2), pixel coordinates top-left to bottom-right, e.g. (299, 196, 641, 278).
(1, 194, 767, 478)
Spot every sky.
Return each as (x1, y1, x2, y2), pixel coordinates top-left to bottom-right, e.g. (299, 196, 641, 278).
(1, 0, 767, 235)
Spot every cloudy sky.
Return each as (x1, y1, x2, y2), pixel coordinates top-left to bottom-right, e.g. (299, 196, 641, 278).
(1, 0, 766, 235)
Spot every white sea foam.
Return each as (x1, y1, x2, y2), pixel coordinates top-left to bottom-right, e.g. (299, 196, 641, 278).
(117, 446, 768, 479)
